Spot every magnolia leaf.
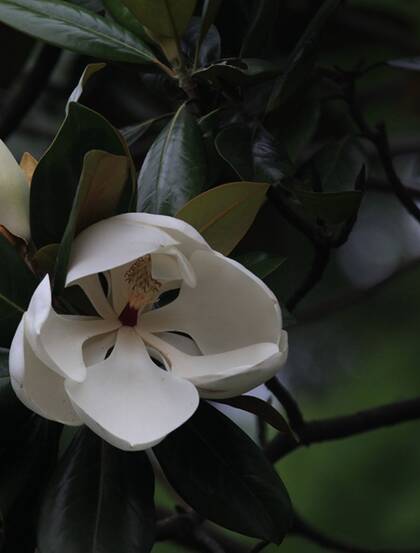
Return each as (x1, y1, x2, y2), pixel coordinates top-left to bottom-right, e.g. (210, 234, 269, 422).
(121, 0, 196, 38)
(38, 429, 156, 553)
(194, 0, 222, 68)
(217, 395, 292, 435)
(54, 149, 129, 293)
(33, 244, 60, 277)
(295, 189, 363, 225)
(66, 62, 106, 111)
(154, 401, 292, 542)
(0, 234, 36, 346)
(234, 251, 286, 279)
(138, 104, 206, 216)
(30, 102, 136, 248)
(388, 58, 420, 71)
(0, 0, 158, 65)
(194, 58, 281, 85)
(176, 181, 269, 255)
(120, 114, 172, 146)
(103, 0, 151, 42)
(266, 0, 342, 113)
(19, 152, 37, 184)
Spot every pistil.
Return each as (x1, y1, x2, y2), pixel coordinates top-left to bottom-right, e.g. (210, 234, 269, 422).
(119, 255, 162, 327)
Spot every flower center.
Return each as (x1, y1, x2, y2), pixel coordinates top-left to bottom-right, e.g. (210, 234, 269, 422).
(119, 255, 162, 327)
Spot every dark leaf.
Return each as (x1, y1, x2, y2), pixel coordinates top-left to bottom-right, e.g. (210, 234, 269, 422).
(194, 58, 281, 85)
(121, 0, 196, 38)
(193, 0, 222, 68)
(30, 102, 135, 248)
(388, 58, 420, 71)
(38, 428, 156, 553)
(0, 235, 37, 347)
(103, 0, 152, 43)
(120, 114, 171, 146)
(234, 251, 285, 279)
(265, 0, 343, 113)
(295, 188, 363, 225)
(154, 401, 292, 542)
(0, 0, 158, 65)
(69, 0, 104, 11)
(54, 149, 130, 293)
(183, 16, 221, 68)
(138, 104, 206, 215)
(217, 395, 292, 435)
(215, 125, 254, 181)
(240, 0, 280, 58)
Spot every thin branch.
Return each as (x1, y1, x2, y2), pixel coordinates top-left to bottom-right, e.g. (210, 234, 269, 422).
(292, 512, 420, 553)
(367, 178, 420, 200)
(347, 81, 420, 224)
(0, 44, 61, 138)
(266, 396, 420, 462)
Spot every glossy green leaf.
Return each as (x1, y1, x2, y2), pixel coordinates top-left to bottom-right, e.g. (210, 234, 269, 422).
(194, 58, 280, 85)
(38, 429, 156, 553)
(217, 395, 292, 435)
(193, 0, 222, 68)
(103, 0, 151, 42)
(176, 181, 269, 255)
(216, 125, 293, 184)
(121, 113, 172, 146)
(138, 104, 206, 216)
(54, 149, 129, 292)
(0, 235, 37, 347)
(295, 189, 363, 225)
(311, 137, 364, 192)
(234, 251, 285, 279)
(154, 401, 292, 542)
(33, 244, 60, 277)
(121, 0, 196, 38)
(0, 0, 158, 65)
(66, 63, 106, 110)
(70, 0, 103, 11)
(266, 0, 343, 114)
(30, 102, 135, 248)
(240, 0, 279, 58)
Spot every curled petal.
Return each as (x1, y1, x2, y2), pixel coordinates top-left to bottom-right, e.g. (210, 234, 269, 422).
(9, 319, 81, 425)
(141, 251, 282, 353)
(65, 327, 199, 451)
(66, 217, 179, 286)
(109, 213, 211, 257)
(25, 276, 120, 382)
(142, 330, 288, 399)
(75, 274, 116, 320)
(0, 140, 30, 240)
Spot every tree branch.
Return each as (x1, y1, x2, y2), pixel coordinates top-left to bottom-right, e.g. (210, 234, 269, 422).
(346, 80, 420, 225)
(266, 397, 420, 462)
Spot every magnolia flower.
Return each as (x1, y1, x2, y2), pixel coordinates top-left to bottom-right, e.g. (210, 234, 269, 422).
(10, 214, 288, 450)
(0, 139, 30, 240)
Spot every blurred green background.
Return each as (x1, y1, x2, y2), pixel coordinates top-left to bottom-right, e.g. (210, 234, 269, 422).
(2, 0, 420, 550)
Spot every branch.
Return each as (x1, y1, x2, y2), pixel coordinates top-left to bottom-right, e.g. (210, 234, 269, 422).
(0, 44, 61, 138)
(266, 396, 420, 462)
(367, 178, 420, 200)
(265, 377, 306, 440)
(292, 512, 420, 553)
(347, 81, 420, 225)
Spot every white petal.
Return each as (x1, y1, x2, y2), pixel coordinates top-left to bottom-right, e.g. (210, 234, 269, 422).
(66, 217, 179, 286)
(141, 251, 282, 353)
(74, 274, 116, 320)
(65, 327, 199, 451)
(9, 319, 82, 425)
(82, 331, 117, 367)
(25, 276, 120, 382)
(151, 247, 196, 287)
(0, 140, 30, 240)
(108, 212, 211, 257)
(142, 330, 288, 399)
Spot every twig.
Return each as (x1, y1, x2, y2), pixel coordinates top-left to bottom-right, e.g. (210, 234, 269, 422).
(266, 396, 420, 462)
(0, 44, 61, 138)
(347, 80, 420, 225)
(292, 512, 420, 553)
(367, 178, 420, 200)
